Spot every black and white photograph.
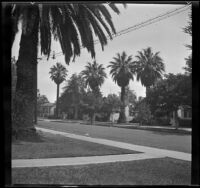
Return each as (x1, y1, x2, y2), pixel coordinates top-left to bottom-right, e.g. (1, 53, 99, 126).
(3, 1, 199, 186)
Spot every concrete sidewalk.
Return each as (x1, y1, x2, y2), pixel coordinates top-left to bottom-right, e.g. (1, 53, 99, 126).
(12, 153, 164, 168)
(12, 127, 191, 168)
(36, 127, 191, 161)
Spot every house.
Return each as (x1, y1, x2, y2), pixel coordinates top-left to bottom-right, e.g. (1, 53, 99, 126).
(177, 105, 192, 119)
(39, 103, 56, 117)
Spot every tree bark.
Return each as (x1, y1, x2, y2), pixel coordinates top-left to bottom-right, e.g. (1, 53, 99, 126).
(56, 84, 60, 118)
(118, 86, 126, 123)
(146, 86, 150, 98)
(12, 11, 39, 139)
(34, 63, 38, 124)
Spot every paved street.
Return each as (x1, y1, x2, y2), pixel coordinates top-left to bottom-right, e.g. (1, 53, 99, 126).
(37, 120, 191, 153)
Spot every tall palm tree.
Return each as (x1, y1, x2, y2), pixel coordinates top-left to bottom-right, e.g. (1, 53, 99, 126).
(11, 3, 124, 137)
(108, 51, 135, 123)
(49, 62, 67, 118)
(81, 61, 107, 124)
(134, 47, 165, 97)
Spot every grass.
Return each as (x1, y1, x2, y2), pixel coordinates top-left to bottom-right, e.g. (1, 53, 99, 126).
(12, 131, 140, 159)
(51, 119, 191, 135)
(12, 157, 191, 185)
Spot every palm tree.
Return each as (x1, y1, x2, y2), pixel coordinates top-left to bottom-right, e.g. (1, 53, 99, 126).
(81, 61, 107, 95)
(49, 62, 67, 118)
(81, 61, 107, 124)
(11, 3, 124, 137)
(108, 51, 135, 123)
(134, 47, 165, 97)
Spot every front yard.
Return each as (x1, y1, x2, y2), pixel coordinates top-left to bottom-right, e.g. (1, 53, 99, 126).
(12, 157, 191, 185)
(12, 131, 139, 159)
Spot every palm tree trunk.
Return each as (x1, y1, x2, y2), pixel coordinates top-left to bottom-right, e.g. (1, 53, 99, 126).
(12, 14, 39, 139)
(118, 86, 126, 123)
(56, 84, 60, 118)
(146, 86, 150, 97)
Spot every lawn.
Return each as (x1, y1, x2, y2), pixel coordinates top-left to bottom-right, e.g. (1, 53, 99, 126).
(12, 131, 139, 159)
(12, 157, 191, 185)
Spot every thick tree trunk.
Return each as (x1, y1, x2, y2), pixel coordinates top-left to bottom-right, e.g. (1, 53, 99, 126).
(12, 12, 39, 139)
(118, 86, 126, 123)
(56, 84, 60, 118)
(34, 64, 38, 124)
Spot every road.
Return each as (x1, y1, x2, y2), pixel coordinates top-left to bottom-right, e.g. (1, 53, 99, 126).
(37, 120, 191, 153)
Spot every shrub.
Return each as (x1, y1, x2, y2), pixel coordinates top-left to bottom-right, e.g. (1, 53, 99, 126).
(178, 118, 191, 127)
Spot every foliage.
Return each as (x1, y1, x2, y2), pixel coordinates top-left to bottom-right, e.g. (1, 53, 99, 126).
(59, 73, 86, 119)
(178, 118, 191, 128)
(134, 99, 152, 125)
(80, 90, 104, 123)
(108, 51, 135, 88)
(183, 12, 192, 76)
(37, 93, 49, 115)
(147, 73, 192, 116)
(81, 61, 107, 95)
(183, 55, 192, 76)
(125, 86, 137, 106)
(134, 47, 165, 95)
(49, 62, 67, 118)
(100, 94, 121, 121)
(49, 62, 68, 85)
(80, 61, 106, 123)
(11, 3, 125, 64)
(108, 51, 135, 123)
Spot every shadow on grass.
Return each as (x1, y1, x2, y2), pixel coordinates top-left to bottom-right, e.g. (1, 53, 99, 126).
(12, 131, 45, 143)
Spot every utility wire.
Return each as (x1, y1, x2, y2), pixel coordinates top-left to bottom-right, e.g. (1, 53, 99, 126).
(38, 3, 191, 60)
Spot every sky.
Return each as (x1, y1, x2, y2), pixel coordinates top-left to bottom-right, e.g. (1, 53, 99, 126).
(12, 3, 191, 103)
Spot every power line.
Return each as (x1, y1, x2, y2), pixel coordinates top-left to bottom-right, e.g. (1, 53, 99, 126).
(38, 3, 191, 60)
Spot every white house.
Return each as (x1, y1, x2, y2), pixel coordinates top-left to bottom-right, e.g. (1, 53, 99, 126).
(39, 103, 56, 117)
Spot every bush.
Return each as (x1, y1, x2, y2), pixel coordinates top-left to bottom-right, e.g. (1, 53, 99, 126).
(153, 117, 171, 126)
(129, 118, 139, 123)
(178, 118, 191, 127)
(47, 115, 58, 119)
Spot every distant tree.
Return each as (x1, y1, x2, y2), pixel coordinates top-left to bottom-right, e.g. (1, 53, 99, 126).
(108, 51, 135, 123)
(125, 86, 137, 105)
(134, 99, 152, 125)
(37, 93, 49, 116)
(60, 73, 86, 119)
(49, 63, 67, 118)
(80, 89, 103, 124)
(101, 94, 121, 121)
(81, 61, 107, 124)
(147, 73, 192, 127)
(134, 47, 165, 97)
(81, 61, 107, 95)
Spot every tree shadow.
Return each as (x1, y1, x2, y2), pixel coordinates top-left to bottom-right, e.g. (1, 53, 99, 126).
(12, 130, 45, 143)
